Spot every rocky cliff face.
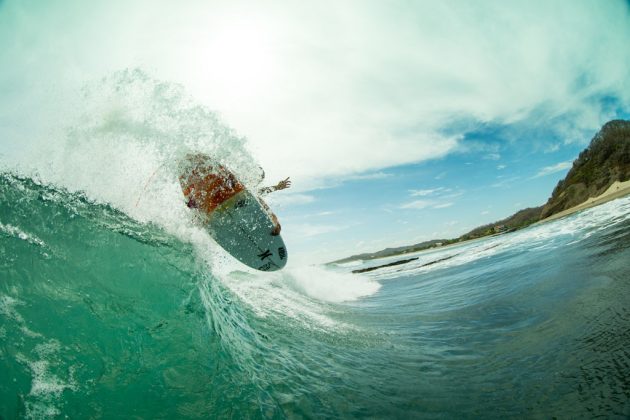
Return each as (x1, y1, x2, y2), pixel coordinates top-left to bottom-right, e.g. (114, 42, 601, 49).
(540, 120, 630, 218)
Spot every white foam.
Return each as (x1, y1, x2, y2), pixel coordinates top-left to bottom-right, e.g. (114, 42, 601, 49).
(0, 295, 44, 340)
(28, 360, 70, 397)
(20, 325, 44, 339)
(202, 263, 381, 340)
(0, 222, 47, 248)
(364, 195, 630, 280)
(333, 260, 364, 268)
(201, 262, 342, 330)
(15, 341, 77, 419)
(13, 70, 263, 249)
(4, 69, 383, 334)
(0, 294, 25, 323)
(283, 265, 381, 303)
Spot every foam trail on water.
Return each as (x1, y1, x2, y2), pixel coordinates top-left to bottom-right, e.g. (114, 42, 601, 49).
(365, 194, 630, 281)
(0, 222, 47, 248)
(283, 265, 380, 303)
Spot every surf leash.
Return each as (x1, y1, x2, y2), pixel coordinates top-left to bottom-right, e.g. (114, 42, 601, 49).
(134, 163, 166, 208)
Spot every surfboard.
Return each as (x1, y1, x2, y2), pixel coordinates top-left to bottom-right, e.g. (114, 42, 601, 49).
(208, 190, 287, 271)
(179, 158, 287, 271)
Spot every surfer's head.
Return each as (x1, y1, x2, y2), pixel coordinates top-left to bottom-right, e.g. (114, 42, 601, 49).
(185, 153, 211, 165)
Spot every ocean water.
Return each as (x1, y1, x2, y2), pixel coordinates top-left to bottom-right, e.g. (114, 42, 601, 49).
(2, 172, 629, 418)
(1, 72, 630, 418)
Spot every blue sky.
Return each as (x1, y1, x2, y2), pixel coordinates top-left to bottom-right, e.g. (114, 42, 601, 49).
(275, 117, 628, 261)
(1, 0, 630, 263)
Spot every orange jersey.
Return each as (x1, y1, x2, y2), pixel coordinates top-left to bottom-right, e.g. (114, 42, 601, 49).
(179, 164, 245, 214)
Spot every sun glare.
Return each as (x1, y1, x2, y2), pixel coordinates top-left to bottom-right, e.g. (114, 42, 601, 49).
(201, 18, 277, 105)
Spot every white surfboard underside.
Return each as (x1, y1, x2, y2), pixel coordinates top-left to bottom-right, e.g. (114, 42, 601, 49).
(204, 190, 287, 271)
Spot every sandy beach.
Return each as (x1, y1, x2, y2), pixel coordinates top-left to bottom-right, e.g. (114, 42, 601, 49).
(538, 179, 630, 224)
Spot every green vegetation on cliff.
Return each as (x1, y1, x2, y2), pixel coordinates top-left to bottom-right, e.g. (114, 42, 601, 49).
(457, 119, 629, 240)
(459, 207, 543, 241)
(332, 239, 448, 264)
(332, 120, 630, 264)
(540, 119, 630, 218)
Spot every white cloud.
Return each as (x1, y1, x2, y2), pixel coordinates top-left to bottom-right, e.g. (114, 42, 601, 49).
(492, 176, 521, 188)
(316, 211, 336, 216)
(344, 171, 392, 181)
(266, 193, 315, 207)
(401, 200, 433, 210)
(497, 164, 507, 170)
(1, 0, 630, 192)
(409, 187, 463, 201)
(545, 144, 561, 153)
(534, 161, 573, 178)
(409, 187, 446, 197)
(400, 199, 453, 210)
(443, 190, 464, 199)
(404, 186, 462, 209)
(289, 223, 347, 238)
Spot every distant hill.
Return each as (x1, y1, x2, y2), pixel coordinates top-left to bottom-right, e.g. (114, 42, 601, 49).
(331, 119, 630, 264)
(331, 239, 448, 264)
(458, 206, 543, 241)
(460, 119, 630, 240)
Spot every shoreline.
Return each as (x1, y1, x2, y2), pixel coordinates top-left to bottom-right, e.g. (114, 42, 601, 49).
(338, 180, 630, 268)
(536, 179, 630, 224)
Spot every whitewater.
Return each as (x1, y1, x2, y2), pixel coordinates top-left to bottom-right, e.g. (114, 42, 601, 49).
(1, 72, 629, 418)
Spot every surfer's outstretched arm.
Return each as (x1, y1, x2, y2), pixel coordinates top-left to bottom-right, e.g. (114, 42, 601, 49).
(259, 177, 291, 196)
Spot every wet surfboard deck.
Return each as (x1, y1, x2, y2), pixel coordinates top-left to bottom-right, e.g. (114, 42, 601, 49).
(201, 189, 288, 271)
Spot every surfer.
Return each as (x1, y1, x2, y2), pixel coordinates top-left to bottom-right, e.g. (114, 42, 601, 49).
(178, 153, 290, 235)
(255, 168, 291, 235)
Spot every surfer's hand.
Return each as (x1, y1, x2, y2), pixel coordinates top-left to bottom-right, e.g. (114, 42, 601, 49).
(275, 177, 291, 191)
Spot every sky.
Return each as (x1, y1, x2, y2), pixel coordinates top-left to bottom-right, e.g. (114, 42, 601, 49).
(1, 0, 630, 263)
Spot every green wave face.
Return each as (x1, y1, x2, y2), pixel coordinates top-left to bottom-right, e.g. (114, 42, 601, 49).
(0, 173, 262, 418)
(0, 70, 383, 419)
(0, 173, 381, 419)
(3, 173, 630, 418)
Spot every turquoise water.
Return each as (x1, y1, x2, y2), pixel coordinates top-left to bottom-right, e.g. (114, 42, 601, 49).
(1, 72, 629, 418)
(1, 172, 630, 418)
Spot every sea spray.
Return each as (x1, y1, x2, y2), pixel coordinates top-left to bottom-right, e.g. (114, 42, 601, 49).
(0, 169, 381, 417)
(283, 265, 381, 303)
(13, 69, 264, 231)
